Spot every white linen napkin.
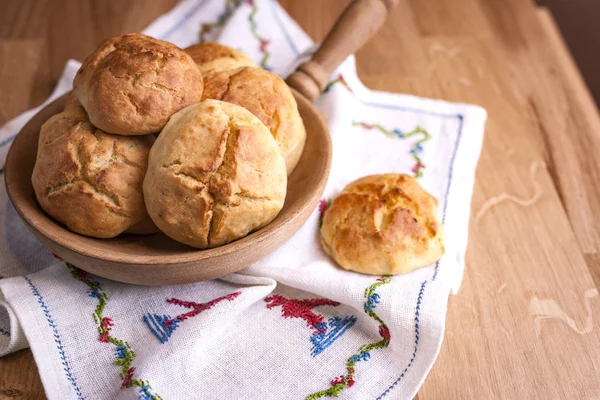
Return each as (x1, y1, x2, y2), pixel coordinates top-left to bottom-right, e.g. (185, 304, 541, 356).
(0, 1, 486, 399)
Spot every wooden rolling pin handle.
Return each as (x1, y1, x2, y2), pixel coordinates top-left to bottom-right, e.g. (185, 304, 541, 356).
(286, 0, 399, 103)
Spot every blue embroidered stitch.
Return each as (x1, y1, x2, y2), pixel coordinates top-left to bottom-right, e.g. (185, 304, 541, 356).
(143, 314, 179, 344)
(144, 292, 241, 344)
(24, 276, 84, 399)
(271, 11, 465, 398)
(0, 133, 17, 149)
(310, 315, 357, 357)
(365, 293, 381, 311)
(139, 384, 155, 400)
(0, 327, 10, 337)
(432, 114, 464, 282)
(376, 280, 428, 399)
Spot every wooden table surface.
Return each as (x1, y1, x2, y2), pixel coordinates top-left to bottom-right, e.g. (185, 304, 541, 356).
(1, 0, 600, 398)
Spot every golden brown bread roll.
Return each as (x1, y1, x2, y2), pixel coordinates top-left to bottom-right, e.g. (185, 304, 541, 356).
(32, 101, 155, 238)
(320, 174, 445, 275)
(73, 33, 204, 135)
(143, 100, 287, 249)
(185, 42, 255, 74)
(202, 67, 306, 175)
(124, 215, 159, 235)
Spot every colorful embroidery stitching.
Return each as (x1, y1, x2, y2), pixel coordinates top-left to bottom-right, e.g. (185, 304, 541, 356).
(247, 0, 272, 70)
(144, 292, 241, 344)
(377, 280, 428, 399)
(199, 0, 271, 70)
(68, 264, 162, 400)
(305, 276, 392, 399)
(317, 198, 332, 227)
(324, 74, 353, 93)
(24, 276, 84, 399)
(352, 122, 431, 178)
(199, 0, 242, 42)
(265, 295, 357, 357)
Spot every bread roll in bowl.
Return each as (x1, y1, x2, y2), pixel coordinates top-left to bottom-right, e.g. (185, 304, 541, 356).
(143, 100, 287, 249)
(32, 101, 156, 238)
(320, 174, 445, 275)
(185, 42, 255, 74)
(202, 67, 306, 175)
(74, 33, 204, 135)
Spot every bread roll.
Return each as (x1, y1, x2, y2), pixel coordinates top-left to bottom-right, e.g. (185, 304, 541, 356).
(320, 174, 445, 275)
(32, 101, 155, 238)
(73, 33, 204, 135)
(185, 42, 255, 74)
(143, 100, 287, 249)
(202, 67, 306, 175)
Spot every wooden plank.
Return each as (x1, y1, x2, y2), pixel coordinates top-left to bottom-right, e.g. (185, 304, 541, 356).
(281, 0, 600, 398)
(0, 349, 44, 399)
(0, 0, 599, 398)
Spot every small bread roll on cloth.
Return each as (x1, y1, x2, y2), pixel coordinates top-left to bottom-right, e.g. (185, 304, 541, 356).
(143, 100, 287, 249)
(201, 66, 306, 175)
(73, 33, 204, 135)
(31, 100, 155, 238)
(185, 42, 255, 74)
(320, 174, 445, 275)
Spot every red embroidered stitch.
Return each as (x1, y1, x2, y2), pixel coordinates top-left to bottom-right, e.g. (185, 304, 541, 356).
(265, 295, 340, 333)
(99, 317, 114, 343)
(318, 198, 332, 227)
(121, 367, 135, 390)
(166, 292, 242, 322)
(411, 161, 425, 175)
(379, 325, 391, 342)
(259, 39, 270, 52)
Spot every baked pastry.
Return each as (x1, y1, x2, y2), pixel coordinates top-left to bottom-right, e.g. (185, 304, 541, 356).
(202, 67, 306, 175)
(32, 100, 155, 238)
(185, 42, 255, 74)
(125, 216, 159, 235)
(143, 99, 287, 248)
(320, 174, 445, 275)
(73, 33, 204, 135)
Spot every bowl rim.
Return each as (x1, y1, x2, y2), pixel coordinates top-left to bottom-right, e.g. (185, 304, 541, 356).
(5, 90, 331, 267)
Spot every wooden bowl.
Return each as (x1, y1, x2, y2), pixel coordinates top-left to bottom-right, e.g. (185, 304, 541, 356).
(4, 91, 331, 285)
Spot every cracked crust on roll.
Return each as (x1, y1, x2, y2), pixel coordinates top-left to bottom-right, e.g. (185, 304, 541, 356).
(31, 101, 157, 238)
(185, 42, 255, 74)
(143, 99, 287, 249)
(320, 174, 445, 276)
(202, 67, 306, 175)
(73, 33, 204, 135)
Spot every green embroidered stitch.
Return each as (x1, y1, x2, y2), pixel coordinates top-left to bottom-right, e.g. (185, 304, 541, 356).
(67, 263, 162, 399)
(247, 4, 271, 69)
(402, 126, 430, 178)
(199, 0, 242, 42)
(351, 122, 431, 178)
(306, 277, 392, 399)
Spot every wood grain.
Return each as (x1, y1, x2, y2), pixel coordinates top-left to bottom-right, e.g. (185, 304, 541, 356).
(1, 0, 599, 398)
(287, 0, 399, 101)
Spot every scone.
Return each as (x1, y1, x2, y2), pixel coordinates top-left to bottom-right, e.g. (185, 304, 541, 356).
(185, 42, 255, 74)
(143, 99, 287, 249)
(32, 100, 156, 238)
(73, 33, 204, 135)
(202, 67, 306, 175)
(125, 215, 159, 235)
(320, 174, 445, 275)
